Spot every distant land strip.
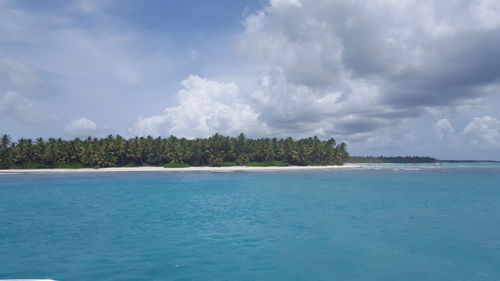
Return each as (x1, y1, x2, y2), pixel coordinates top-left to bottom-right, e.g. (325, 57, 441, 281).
(349, 156, 500, 163)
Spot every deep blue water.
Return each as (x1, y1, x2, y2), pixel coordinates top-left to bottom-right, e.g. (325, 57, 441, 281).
(1, 165, 500, 281)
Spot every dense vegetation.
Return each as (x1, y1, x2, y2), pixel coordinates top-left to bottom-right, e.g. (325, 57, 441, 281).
(349, 156, 438, 163)
(439, 159, 499, 163)
(0, 134, 349, 169)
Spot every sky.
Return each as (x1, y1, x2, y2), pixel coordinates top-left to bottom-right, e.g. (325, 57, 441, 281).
(1, 0, 500, 160)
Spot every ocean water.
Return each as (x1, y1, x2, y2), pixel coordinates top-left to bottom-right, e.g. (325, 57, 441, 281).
(1, 164, 500, 281)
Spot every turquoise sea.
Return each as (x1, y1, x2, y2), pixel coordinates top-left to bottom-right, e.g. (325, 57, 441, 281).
(1, 164, 500, 281)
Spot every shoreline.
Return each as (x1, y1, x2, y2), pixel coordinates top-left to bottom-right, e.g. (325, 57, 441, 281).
(0, 164, 362, 173)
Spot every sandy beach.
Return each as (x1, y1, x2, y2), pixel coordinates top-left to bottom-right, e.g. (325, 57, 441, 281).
(0, 164, 361, 173)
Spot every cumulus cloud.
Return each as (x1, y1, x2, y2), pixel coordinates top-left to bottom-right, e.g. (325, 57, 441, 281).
(64, 117, 97, 135)
(434, 119, 454, 139)
(132, 75, 265, 138)
(240, 0, 500, 141)
(3, 0, 500, 159)
(131, 0, 500, 158)
(462, 116, 500, 147)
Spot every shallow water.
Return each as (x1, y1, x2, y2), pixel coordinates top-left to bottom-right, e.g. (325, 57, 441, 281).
(1, 165, 500, 281)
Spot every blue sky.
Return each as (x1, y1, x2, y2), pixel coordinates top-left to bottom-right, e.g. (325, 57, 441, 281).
(2, 0, 500, 160)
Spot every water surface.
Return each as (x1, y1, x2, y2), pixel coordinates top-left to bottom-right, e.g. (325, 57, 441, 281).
(1, 165, 499, 280)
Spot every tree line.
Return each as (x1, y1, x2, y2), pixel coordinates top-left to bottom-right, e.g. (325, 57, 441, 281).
(0, 133, 349, 169)
(349, 156, 437, 163)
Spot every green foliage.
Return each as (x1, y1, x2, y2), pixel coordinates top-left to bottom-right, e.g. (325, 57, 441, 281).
(246, 162, 271, 167)
(0, 134, 12, 169)
(56, 163, 85, 169)
(349, 156, 438, 163)
(222, 162, 237, 167)
(304, 162, 327, 166)
(208, 153, 224, 167)
(17, 162, 53, 169)
(236, 154, 250, 165)
(0, 133, 349, 169)
(163, 163, 191, 168)
(269, 161, 289, 166)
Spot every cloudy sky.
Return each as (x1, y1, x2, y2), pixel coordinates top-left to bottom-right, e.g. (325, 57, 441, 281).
(1, 0, 500, 160)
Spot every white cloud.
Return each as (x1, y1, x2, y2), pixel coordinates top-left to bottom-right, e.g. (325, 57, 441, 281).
(471, 0, 500, 30)
(270, 0, 302, 8)
(462, 116, 500, 147)
(237, 0, 500, 155)
(132, 75, 266, 138)
(131, 0, 500, 160)
(2, 0, 500, 159)
(64, 117, 97, 134)
(434, 119, 454, 139)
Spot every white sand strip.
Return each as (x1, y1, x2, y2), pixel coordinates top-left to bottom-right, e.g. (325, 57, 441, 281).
(0, 164, 361, 173)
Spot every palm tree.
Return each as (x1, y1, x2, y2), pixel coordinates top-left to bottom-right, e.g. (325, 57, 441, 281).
(1, 134, 11, 150)
(0, 134, 12, 168)
(0, 134, 348, 168)
(336, 142, 349, 164)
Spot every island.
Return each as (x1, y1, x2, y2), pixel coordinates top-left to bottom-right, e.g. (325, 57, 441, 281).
(0, 134, 349, 169)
